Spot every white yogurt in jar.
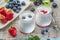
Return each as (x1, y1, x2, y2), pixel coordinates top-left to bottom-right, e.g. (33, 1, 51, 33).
(19, 11, 35, 33)
(36, 6, 52, 28)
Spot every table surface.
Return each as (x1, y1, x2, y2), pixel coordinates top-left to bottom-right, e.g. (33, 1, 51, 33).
(0, 0, 60, 40)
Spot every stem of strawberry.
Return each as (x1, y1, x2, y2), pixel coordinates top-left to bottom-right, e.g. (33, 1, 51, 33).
(9, 25, 13, 29)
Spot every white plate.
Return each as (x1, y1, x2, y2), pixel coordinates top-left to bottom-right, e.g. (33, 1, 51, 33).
(0, 0, 31, 29)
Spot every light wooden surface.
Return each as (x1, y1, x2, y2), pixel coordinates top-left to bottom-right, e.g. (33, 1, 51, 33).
(0, 0, 60, 40)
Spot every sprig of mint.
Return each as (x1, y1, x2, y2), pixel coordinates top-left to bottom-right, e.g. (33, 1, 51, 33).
(5, 0, 10, 3)
(28, 35, 40, 40)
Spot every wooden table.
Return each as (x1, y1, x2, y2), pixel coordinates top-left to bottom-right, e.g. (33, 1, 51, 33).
(0, 0, 60, 40)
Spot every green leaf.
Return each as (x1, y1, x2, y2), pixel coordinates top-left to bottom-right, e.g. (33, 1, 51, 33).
(5, 0, 10, 3)
(33, 36, 40, 40)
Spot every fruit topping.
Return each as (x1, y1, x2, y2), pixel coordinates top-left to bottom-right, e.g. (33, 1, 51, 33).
(6, 0, 26, 13)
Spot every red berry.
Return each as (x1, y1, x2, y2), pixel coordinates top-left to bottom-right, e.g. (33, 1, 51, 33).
(6, 10, 13, 20)
(8, 26, 17, 37)
(41, 10, 47, 14)
(0, 7, 7, 16)
(0, 14, 8, 24)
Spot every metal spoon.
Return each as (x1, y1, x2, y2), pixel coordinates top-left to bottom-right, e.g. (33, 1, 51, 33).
(51, 12, 60, 32)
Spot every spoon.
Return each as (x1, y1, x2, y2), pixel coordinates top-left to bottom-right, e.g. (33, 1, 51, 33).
(51, 12, 60, 32)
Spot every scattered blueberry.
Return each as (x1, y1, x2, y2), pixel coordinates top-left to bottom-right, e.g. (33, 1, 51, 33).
(34, 0, 42, 6)
(52, 2, 58, 8)
(10, 0, 13, 2)
(47, 39, 50, 40)
(50, 0, 54, 2)
(21, 1, 26, 6)
(34, 1, 38, 6)
(30, 8, 35, 12)
(37, 0, 42, 4)
(46, 29, 48, 32)
(41, 30, 46, 35)
(28, 15, 32, 18)
(22, 16, 25, 19)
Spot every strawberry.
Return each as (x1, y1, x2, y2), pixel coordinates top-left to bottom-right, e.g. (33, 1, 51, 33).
(6, 9, 13, 20)
(41, 10, 47, 14)
(0, 14, 8, 24)
(0, 7, 7, 16)
(8, 25, 17, 37)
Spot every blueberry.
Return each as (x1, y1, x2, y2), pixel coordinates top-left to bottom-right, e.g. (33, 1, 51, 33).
(17, 3, 21, 6)
(41, 30, 46, 35)
(47, 39, 50, 40)
(6, 5, 9, 9)
(34, 1, 37, 5)
(37, 0, 42, 4)
(28, 15, 32, 18)
(34, 1, 40, 6)
(10, 0, 13, 2)
(9, 2, 13, 4)
(17, 7, 21, 11)
(17, 0, 20, 3)
(46, 29, 49, 32)
(13, 1, 17, 5)
(50, 0, 54, 2)
(21, 1, 26, 6)
(52, 2, 57, 8)
(30, 8, 35, 12)
(12, 7, 17, 11)
(14, 5, 18, 7)
(8, 4, 12, 8)
(16, 9, 20, 13)
(22, 16, 25, 19)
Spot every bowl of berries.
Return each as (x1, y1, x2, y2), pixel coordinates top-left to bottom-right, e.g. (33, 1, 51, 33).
(0, 0, 31, 29)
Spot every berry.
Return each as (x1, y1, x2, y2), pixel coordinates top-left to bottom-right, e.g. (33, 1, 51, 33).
(30, 8, 35, 12)
(28, 15, 32, 18)
(21, 1, 26, 6)
(46, 29, 49, 32)
(17, 7, 21, 10)
(0, 7, 7, 16)
(52, 2, 57, 8)
(10, 0, 13, 2)
(17, 0, 20, 3)
(15, 10, 20, 13)
(34, 1, 40, 6)
(0, 14, 8, 24)
(8, 25, 17, 37)
(12, 7, 17, 11)
(34, 1, 37, 5)
(47, 39, 50, 40)
(6, 5, 9, 9)
(37, 0, 42, 4)
(50, 0, 54, 2)
(22, 16, 25, 19)
(6, 9, 14, 20)
(17, 3, 21, 6)
(41, 30, 46, 35)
